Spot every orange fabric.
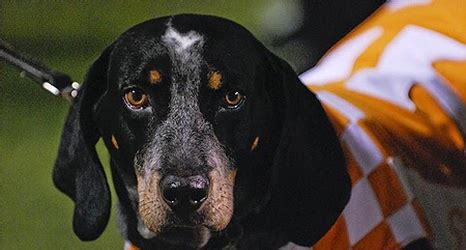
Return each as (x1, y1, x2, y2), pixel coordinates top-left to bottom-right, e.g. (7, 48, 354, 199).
(319, 0, 466, 108)
(304, 0, 466, 249)
(308, 0, 466, 187)
(410, 85, 464, 150)
(332, 0, 466, 57)
(353, 223, 399, 250)
(434, 60, 466, 103)
(314, 217, 350, 249)
(343, 145, 363, 185)
(368, 163, 408, 217)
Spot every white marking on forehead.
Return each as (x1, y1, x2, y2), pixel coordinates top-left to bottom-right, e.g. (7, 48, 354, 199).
(162, 26, 203, 53)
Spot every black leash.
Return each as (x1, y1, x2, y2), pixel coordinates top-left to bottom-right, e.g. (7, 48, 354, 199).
(0, 39, 80, 102)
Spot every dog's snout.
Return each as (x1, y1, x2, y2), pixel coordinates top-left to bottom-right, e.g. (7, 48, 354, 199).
(160, 175, 209, 214)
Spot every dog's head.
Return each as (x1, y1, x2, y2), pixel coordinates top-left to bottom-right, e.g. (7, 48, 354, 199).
(53, 14, 350, 248)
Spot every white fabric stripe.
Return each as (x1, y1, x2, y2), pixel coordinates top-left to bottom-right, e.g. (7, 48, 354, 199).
(386, 0, 431, 11)
(346, 69, 416, 111)
(387, 203, 427, 247)
(341, 123, 384, 176)
(316, 91, 365, 123)
(387, 157, 415, 202)
(343, 178, 384, 245)
(347, 25, 466, 115)
(299, 27, 383, 85)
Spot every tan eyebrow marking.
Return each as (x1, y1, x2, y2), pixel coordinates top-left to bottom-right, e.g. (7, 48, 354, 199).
(251, 136, 260, 152)
(149, 70, 162, 85)
(208, 71, 222, 90)
(111, 135, 119, 150)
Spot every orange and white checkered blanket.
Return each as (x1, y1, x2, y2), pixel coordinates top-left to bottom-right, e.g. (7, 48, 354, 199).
(300, 0, 466, 249)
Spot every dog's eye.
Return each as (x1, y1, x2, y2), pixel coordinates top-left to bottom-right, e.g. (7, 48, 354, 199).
(124, 88, 149, 109)
(224, 91, 245, 108)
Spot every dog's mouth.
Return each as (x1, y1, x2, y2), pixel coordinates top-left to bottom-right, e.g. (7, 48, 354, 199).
(157, 225, 211, 247)
(136, 168, 236, 243)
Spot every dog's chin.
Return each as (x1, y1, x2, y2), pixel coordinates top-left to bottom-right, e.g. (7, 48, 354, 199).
(157, 225, 211, 248)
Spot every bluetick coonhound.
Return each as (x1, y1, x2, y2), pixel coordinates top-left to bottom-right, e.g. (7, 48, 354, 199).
(53, 14, 350, 249)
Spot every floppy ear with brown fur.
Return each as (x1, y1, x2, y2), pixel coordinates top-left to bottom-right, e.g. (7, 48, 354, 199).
(265, 52, 351, 246)
(53, 48, 112, 241)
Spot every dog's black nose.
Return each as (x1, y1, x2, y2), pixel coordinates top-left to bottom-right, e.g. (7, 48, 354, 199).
(160, 175, 209, 214)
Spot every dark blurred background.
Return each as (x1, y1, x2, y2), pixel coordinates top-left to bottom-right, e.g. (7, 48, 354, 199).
(0, 1, 383, 249)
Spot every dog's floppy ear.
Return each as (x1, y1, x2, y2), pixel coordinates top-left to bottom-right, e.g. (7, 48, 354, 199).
(53, 47, 112, 241)
(264, 51, 351, 246)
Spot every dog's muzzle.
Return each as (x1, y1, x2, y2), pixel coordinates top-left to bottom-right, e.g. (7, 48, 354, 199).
(137, 166, 236, 238)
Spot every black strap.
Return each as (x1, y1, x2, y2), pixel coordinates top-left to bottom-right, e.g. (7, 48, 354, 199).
(0, 39, 79, 101)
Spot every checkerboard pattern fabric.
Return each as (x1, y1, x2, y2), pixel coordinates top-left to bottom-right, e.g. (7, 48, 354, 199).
(312, 115, 431, 249)
(300, 0, 466, 249)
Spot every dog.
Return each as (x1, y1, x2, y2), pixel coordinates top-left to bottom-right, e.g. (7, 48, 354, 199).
(53, 14, 351, 249)
(53, 1, 466, 249)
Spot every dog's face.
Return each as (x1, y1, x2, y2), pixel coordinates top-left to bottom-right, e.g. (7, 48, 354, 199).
(53, 15, 350, 248)
(95, 16, 278, 246)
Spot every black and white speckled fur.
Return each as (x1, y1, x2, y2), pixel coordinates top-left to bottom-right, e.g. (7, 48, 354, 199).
(53, 14, 351, 249)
